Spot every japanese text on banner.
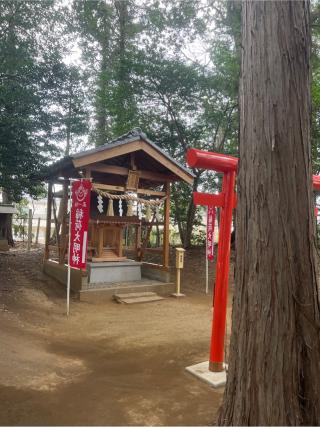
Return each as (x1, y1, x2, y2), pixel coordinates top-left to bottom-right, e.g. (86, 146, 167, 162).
(207, 206, 215, 261)
(69, 180, 91, 269)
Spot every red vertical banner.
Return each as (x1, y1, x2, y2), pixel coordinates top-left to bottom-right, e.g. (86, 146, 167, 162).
(207, 206, 215, 261)
(69, 180, 91, 270)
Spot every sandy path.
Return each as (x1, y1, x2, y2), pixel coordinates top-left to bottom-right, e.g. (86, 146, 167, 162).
(0, 247, 229, 426)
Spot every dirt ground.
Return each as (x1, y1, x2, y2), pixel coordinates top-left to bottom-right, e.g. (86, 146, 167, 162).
(0, 245, 232, 426)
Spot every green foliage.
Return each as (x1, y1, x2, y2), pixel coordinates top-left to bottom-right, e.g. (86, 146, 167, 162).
(48, 64, 89, 155)
(71, 0, 241, 245)
(0, 1, 53, 200)
(12, 198, 29, 239)
(0, 1, 89, 201)
(8, 0, 320, 245)
(74, 0, 139, 144)
(191, 227, 206, 246)
(131, 2, 239, 245)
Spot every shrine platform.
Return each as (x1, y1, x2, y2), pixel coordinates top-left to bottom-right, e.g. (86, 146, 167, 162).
(79, 278, 174, 303)
(43, 259, 174, 302)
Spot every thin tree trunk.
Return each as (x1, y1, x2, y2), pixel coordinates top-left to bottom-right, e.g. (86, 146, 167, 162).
(171, 184, 186, 246)
(183, 198, 196, 248)
(218, 1, 320, 425)
(183, 174, 200, 248)
(96, 44, 109, 146)
(114, 0, 128, 119)
(65, 88, 72, 156)
(172, 175, 200, 248)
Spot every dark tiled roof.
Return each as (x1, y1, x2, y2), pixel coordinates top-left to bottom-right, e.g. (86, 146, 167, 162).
(71, 128, 194, 178)
(41, 128, 194, 181)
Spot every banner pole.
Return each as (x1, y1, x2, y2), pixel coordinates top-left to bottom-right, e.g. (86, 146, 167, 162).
(67, 179, 72, 317)
(205, 206, 209, 294)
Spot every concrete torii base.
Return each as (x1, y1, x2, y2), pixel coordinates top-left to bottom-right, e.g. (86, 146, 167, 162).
(185, 361, 227, 388)
(171, 292, 185, 298)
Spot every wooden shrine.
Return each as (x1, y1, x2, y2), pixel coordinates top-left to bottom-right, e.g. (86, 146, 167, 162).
(41, 129, 194, 298)
(89, 224, 126, 262)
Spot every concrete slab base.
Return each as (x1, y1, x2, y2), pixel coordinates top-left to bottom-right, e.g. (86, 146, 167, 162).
(88, 260, 142, 284)
(185, 361, 227, 388)
(171, 292, 185, 298)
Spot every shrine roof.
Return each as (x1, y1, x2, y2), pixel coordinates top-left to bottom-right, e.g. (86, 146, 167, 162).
(42, 129, 194, 185)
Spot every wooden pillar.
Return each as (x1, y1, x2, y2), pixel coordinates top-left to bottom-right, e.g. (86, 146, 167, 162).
(84, 169, 92, 242)
(135, 224, 141, 259)
(118, 225, 123, 257)
(52, 196, 60, 247)
(163, 182, 170, 269)
(44, 182, 53, 260)
(97, 226, 104, 258)
(130, 153, 136, 170)
(59, 181, 69, 264)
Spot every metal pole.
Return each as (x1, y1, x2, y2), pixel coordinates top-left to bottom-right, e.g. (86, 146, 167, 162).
(209, 170, 236, 372)
(67, 180, 72, 317)
(27, 208, 32, 250)
(205, 206, 209, 294)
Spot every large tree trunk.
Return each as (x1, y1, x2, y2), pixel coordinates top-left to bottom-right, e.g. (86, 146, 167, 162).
(0, 190, 14, 246)
(217, 1, 320, 425)
(0, 214, 14, 246)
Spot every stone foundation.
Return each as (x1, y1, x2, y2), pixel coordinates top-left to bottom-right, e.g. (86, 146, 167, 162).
(43, 259, 174, 300)
(87, 260, 142, 284)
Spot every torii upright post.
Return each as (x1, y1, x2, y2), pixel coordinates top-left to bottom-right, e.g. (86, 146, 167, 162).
(187, 149, 238, 372)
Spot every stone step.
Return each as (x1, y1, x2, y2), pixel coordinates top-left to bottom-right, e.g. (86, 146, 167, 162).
(79, 281, 175, 303)
(113, 291, 157, 301)
(117, 295, 165, 304)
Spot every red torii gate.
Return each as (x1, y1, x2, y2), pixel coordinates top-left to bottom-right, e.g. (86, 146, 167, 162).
(187, 148, 320, 373)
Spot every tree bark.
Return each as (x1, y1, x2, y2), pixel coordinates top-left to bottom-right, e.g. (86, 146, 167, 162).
(171, 184, 186, 246)
(217, 1, 320, 425)
(0, 214, 14, 246)
(183, 175, 199, 248)
(65, 86, 72, 156)
(0, 190, 14, 246)
(172, 174, 200, 248)
(96, 39, 109, 146)
(114, 0, 128, 116)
